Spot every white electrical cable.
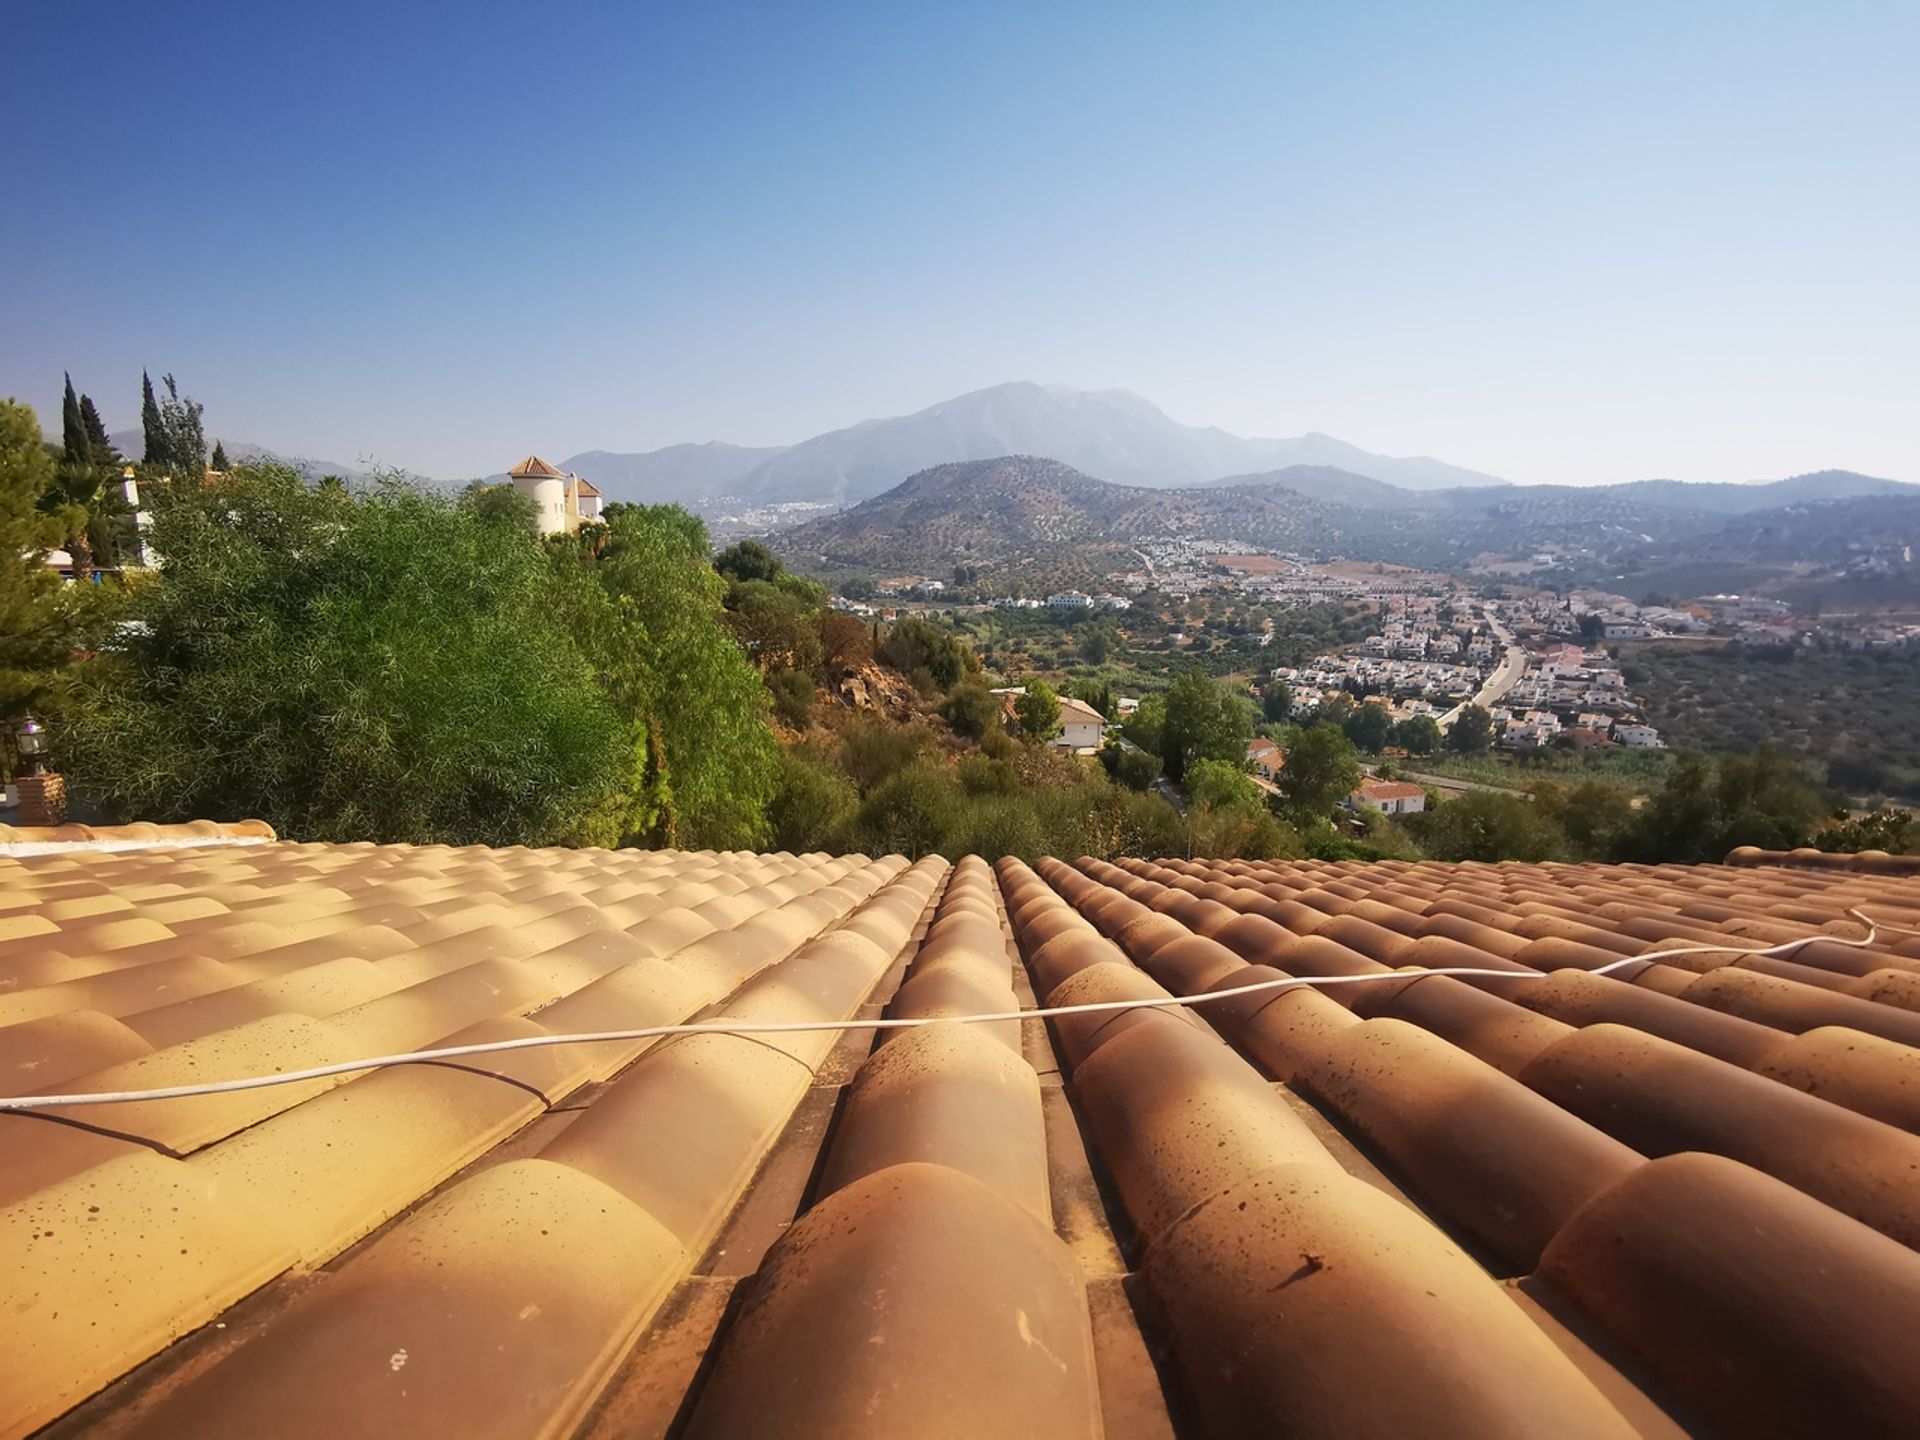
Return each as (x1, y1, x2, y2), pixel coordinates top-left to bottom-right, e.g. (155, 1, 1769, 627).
(0, 907, 1886, 1113)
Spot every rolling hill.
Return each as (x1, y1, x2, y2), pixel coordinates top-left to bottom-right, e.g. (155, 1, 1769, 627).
(773, 455, 1920, 595)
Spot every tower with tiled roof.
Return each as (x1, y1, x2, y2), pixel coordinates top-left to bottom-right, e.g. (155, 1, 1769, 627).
(507, 454, 570, 535)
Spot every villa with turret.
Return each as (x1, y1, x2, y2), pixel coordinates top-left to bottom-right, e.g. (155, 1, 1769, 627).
(507, 455, 602, 535)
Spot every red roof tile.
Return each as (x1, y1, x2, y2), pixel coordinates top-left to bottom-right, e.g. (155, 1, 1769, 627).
(3, 841, 1920, 1436)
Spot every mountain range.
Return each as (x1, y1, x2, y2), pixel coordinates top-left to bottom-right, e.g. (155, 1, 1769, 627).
(771, 455, 1920, 593)
(97, 383, 1905, 516)
(475, 383, 1507, 506)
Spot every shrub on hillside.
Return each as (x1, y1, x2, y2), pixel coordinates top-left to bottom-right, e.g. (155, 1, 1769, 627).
(766, 668, 815, 728)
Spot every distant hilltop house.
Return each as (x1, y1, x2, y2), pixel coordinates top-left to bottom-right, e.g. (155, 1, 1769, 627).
(507, 455, 602, 535)
(1246, 737, 1284, 781)
(1348, 777, 1427, 816)
(990, 688, 1107, 752)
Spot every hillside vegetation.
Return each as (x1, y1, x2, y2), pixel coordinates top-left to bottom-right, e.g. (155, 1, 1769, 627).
(1624, 643, 1920, 799)
(774, 456, 1920, 596)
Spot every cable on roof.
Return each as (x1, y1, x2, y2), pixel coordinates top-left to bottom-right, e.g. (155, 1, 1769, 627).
(0, 908, 1889, 1113)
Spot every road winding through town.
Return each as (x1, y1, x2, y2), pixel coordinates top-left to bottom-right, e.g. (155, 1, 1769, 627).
(1439, 609, 1526, 729)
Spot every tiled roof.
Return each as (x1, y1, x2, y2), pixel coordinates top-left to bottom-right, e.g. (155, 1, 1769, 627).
(1728, 844, 1920, 876)
(1056, 696, 1106, 725)
(3, 843, 1920, 1437)
(1355, 777, 1427, 801)
(507, 455, 565, 479)
(0, 820, 275, 854)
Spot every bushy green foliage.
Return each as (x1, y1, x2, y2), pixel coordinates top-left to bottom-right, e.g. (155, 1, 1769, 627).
(939, 680, 1001, 740)
(1815, 805, 1916, 855)
(558, 499, 778, 848)
(462, 481, 540, 533)
(1342, 699, 1393, 752)
(1273, 722, 1362, 827)
(766, 747, 858, 852)
(1099, 741, 1162, 791)
(1015, 679, 1062, 741)
(61, 467, 628, 845)
(1185, 758, 1260, 812)
(1120, 693, 1165, 755)
(1160, 670, 1252, 781)
(1627, 643, 1920, 800)
(838, 715, 938, 792)
(956, 753, 1020, 796)
(1611, 745, 1824, 863)
(879, 615, 979, 690)
(1407, 789, 1567, 862)
(767, 668, 815, 728)
(0, 400, 80, 731)
(1391, 714, 1442, 755)
(1262, 680, 1292, 724)
(714, 539, 781, 584)
(1448, 704, 1495, 753)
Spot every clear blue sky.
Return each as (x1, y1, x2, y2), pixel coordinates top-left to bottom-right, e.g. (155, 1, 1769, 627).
(6, 0, 1916, 484)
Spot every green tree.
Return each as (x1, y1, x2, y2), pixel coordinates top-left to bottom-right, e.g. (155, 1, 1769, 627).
(1015, 679, 1062, 742)
(879, 616, 978, 690)
(461, 481, 541, 533)
(146, 373, 206, 478)
(1617, 745, 1824, 863)
(564, 500, 779, 848)
(1079, 621, 1120, 665)
(1186, 757, 1261, 811)
(1121, 693, 1165, 756)
(61, 466, 628, 845)
(714, 539, 782, 585)
(211, 440, 230, 472)
(1392, 714, 1442, 755)
(42, 377, 133, 576)
(0, 401, 79, 730)
(60, 374, 87, 461)
(1409, 789, 1566, 862)
(1273, 722, 1362, 827)
(1099, 742, 1162, 791)
(1533, 779, 1635, 860)
(839, 575, 877, 601)
(79, 395, 118, 469)
(140, 371, 163, 464)
(1262, 679, 1292, 724)
(726, 579, 823, 673)
(1448, 704, 1495, 753)
(1070, 677, 1113, 718)
(1342, 700, 1394, 753)
(1161, 669, 1252, 781)
(939, 680, 1002, 740)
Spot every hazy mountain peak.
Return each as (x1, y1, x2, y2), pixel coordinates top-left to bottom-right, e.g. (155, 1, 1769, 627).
(732, 382, 1507, 504)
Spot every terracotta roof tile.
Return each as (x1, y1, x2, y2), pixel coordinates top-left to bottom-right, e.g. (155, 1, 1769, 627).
(4, 840, 1920, 1435)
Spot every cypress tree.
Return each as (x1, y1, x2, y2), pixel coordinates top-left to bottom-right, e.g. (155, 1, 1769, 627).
(79, 395, 119, 468)
(60, 374, 87, 463)
(158, 374, 206, 476)
(140, 371, 163, 464)
(211, 441, 230, 472)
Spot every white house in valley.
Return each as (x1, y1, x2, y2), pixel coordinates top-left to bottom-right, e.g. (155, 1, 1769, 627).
(1348, 777, 1428, 816)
